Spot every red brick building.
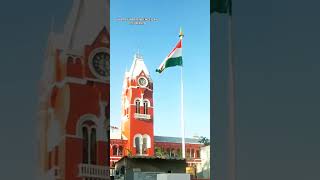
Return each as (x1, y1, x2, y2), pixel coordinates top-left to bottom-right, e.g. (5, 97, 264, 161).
(37, 0, 111, 179)
(109, 53, 204, 169)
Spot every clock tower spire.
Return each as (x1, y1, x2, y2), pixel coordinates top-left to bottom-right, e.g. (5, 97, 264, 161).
(121, 52, 154, 156)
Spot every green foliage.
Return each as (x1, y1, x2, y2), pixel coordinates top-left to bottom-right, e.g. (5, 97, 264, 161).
(176, 149, 182, 158)
(199, 136, 210, 146)
(155, 147, 162, 157)
(155, 147, 166, 158)
(125, 148, 132, 157)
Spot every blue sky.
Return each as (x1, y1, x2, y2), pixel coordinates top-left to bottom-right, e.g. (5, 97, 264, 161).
(110, 0, 210, 138)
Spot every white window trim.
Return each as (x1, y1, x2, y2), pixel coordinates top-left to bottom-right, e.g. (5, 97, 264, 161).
(76, 114, 98, 138)
(133, 134, 142, 147)
(133, 134, 143, 155)
(142, 134, 151, 148)
(133, 98, 142, 105)
(143, 99, 150, 107)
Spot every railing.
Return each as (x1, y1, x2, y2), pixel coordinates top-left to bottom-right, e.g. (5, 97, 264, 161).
(110, 168, 115, 177)
(48, 166, 61, 179)
(134, 113, 151, 120)
(78, 164, 110, 179)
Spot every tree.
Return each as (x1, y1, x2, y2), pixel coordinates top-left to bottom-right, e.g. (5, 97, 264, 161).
(199, 136, 210, 146)
(176, 149, 182, 158)
(155, 147, 166, 158)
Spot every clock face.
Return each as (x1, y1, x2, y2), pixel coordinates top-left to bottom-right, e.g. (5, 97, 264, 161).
(138, 77, 148, 87)
(89, 50, 109, 79)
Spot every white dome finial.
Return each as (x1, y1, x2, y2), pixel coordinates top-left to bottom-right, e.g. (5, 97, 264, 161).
(134, 49, 143, 60)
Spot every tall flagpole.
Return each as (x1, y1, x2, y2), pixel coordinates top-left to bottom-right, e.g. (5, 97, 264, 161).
(181, 65, 185, 159)
(179, 28, 186, 159)
(228, 3, 237, 180)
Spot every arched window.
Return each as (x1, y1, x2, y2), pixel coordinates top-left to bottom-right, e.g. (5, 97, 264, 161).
(142, 134, 151, 155)
(112, 145, 118, 156)
(135, 137, 141, 155)
(81, 120, 97, 165)
(135, 100, 140, 113)
(118, 146, 123, 156)
(143, 100, 148, 114)
(142, 137, 148, 154)
(67, 57, 74, 64)
(90, 128, 97, 164)
(191, 149, 195, 158)
(82, 127, 89, 163)
(196, 150, 200, 158)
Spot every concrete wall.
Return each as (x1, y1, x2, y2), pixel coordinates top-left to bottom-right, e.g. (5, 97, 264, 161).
(115, 158, 188, 180)
(157, 173, 190, 180)
(126, 158, 187, 173)
(197, 146, 210, 178)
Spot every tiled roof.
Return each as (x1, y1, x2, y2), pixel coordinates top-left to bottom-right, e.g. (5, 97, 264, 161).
(154, 136, 203, 144)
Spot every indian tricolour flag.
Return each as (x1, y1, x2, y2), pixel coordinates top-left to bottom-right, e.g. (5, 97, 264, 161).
(156, 39, 183, 73)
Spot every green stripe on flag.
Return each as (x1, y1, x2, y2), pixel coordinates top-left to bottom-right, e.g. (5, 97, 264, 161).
(156, 57, 183, 73)
(166, 56, 183, 68)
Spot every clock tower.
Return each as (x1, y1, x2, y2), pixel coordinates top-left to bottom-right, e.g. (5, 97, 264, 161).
(121, 53, 155, 156)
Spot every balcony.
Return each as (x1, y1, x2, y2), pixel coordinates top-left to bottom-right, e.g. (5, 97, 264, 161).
(78, 164, 110, 179)
(110, 168, 115, 177)
(47, 166, 61, 179)
(134, 113, 151, 120)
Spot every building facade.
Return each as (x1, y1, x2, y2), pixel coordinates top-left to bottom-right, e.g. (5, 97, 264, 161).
(110, 53, 205, 169)
(37, 0, 110, 179)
